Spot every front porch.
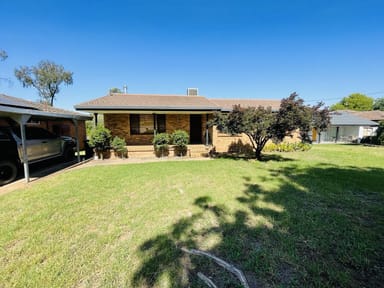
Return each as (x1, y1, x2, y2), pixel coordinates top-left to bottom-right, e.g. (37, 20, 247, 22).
(102, 113, 213, 146)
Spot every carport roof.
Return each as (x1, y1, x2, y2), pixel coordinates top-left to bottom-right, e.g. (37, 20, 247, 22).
(0, 94, 92, 120)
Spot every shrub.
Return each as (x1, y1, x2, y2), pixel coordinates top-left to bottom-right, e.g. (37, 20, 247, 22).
(361, 122, 384, 145)
(171, 130, 189, 147)
(111, 136, 128, 158)
(171, 130, 189, 156)
(376, 121, 384, 145)
(153, 133, 170, 157)
(89, 125, 111, 151)
(263, 142, 311, 152)
(262, 142, 278, 152)
(88, 125, 112, 159)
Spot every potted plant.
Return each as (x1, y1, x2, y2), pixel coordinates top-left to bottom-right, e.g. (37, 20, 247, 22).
(111, 136, 128, 158)
(88, 125, 112, 159)
(171, 130, 189, 156)
(153, 133, 170, 157)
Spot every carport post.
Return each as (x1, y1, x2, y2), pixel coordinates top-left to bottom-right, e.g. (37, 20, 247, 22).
(73, 119, 81, 162)
(11, 114, 31, 183)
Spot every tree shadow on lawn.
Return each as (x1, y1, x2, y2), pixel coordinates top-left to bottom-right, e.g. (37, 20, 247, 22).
(132, 164, 384, 287)
(214, 153, 294, 163)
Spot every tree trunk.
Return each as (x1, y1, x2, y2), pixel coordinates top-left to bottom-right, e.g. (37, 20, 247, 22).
(255, 147, 263, 160)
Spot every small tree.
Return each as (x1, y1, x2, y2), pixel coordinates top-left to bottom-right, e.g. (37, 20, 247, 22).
(15, 60, 73, 106)
(88, 126, 112, 159)
(111, 136, 128, 158)
(212, 93, 330, 160)
(153, 133, 170, 157)
(171, 130, 189, 156)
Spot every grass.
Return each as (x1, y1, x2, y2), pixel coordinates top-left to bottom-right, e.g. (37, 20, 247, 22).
(0, 144, 383, 287)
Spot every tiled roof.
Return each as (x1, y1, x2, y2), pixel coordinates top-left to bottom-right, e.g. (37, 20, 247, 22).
(330, 111, 379, 126)
(0, 94, 91, 118)
(347, 110, 384, 122)
(75, 93, 282, 112)
(75, 93, 220, 111)
(209, 98, 281, 111)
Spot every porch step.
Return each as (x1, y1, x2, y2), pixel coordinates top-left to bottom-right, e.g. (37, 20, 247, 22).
(122, 145, 212, 159)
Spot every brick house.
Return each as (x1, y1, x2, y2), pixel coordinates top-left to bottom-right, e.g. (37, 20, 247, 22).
(74, 90, 282, 156)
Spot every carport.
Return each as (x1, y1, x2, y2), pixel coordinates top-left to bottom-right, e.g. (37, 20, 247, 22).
(0, 100, 91, 183)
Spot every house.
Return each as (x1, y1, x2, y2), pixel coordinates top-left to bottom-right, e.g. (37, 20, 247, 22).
(0, 94, 91, 150)
(315, 111, 379, 143)
(74, 90, 282, 156)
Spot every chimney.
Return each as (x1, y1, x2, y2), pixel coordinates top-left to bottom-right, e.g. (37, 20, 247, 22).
(123, 85, 128, 94)
(187, 88, 198, 96)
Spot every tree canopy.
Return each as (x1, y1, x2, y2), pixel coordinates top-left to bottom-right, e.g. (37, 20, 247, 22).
(211, 93, 330, 160)
(109, 87, 122, 93)
(14, 60, 73, 106)
(0, 50, 7, 61)
(373, 97, 384, 111)
(330, 93, 374, 111)
(0, 50, 9, 83)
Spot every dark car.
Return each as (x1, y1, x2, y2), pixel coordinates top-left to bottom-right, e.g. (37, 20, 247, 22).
(0, 126, 76, 185)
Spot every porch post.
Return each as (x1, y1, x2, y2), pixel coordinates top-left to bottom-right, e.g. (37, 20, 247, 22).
(94, 113, 98, 126)
(335, 126, 339, 143)
(153, 114, 157, 136)
(205, 114, 209, 146)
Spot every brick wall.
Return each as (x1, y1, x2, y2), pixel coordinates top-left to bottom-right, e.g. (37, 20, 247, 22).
(211, 126, 301, 153)
(166, 114, 189, 133)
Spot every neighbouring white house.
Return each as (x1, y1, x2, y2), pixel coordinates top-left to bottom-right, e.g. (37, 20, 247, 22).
(316, 111, 379, 143)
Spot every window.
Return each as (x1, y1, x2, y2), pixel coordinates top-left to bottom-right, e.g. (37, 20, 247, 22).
(130, 114, 166, 135)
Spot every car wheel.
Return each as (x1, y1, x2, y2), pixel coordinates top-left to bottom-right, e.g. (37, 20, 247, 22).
(0, 160, 18, 186)
(63, 147, 75, 162)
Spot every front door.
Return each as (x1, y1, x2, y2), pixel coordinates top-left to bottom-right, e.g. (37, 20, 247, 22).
(189, 115, 202, 144)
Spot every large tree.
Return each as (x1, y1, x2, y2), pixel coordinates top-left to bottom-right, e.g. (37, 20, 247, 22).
(212, 93, 330, 160)
(373, 97, 384, 111)
(0, 50, 9, 83)
(14, 60, 73, 106)
(0, 50, 7, 61)
(330, 93, 374, 111)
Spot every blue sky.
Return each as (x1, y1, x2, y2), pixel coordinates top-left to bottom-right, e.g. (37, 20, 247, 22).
(1, 0, 384, 110)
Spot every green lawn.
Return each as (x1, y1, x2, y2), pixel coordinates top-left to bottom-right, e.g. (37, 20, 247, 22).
(1, 145, 383, 287)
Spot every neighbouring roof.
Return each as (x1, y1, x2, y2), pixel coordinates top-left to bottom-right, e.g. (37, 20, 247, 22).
(0, 94, 92, 120)
(74, 93, 282, 112)
(210, 98, 281, 111)
(346, 110, 384, 122)
(330, 111, 379, 126)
